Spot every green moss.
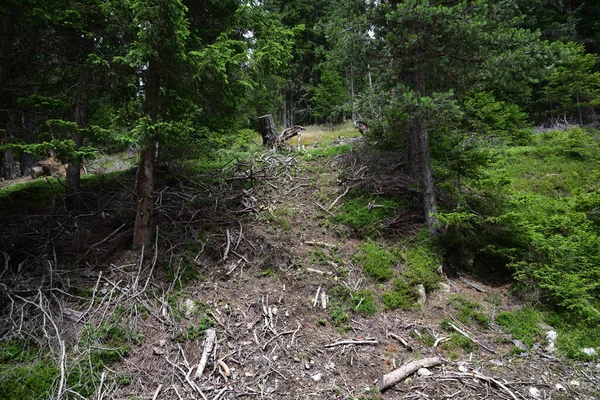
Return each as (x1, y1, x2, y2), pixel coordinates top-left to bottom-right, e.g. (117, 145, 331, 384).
(447, 295, 489, 328)
(442, 333, 474, 353)
(355, 241, 397, 282)
(351, 289, 378, 315)
(382, 279, 415, 310)
(334, 195, 400, 237)
(496, 307, 542, 347)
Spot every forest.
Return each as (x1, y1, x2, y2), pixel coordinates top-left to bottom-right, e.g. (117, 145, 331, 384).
(1, 0, 600, 399)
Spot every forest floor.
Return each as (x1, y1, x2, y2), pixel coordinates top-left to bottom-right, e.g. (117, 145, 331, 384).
(0, 123, 599, 400)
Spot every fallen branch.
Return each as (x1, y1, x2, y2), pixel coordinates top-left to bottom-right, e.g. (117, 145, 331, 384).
(388, 333, 412, 350)
(328, 187, 349, 210)
(449, 372, 518, 400)
(195, 329, 217, 379)
(325, 338, 378, 348)
(459, 276, 486, 293)
(262, 322, 301, 350)
(379, 357, 443, 392)
(222, 229, 231, 261)
(447, 322, 496, 354)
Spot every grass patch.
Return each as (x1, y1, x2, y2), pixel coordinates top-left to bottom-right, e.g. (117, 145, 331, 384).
(0, 340, 57, 400)
(382, 279, 416, 310)
(495, 307, 542, 348)
(354, 241, 397, 282)
(351, 289, 378, 315)
(335, 195, 400, 237)
(447, 295, 489, 328)
(303, 143, 353, 160)
(266, 207, 296, 231)
(441, 333, 474, 353)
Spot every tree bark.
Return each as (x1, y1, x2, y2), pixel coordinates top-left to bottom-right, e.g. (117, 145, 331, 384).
(20, 112, 36, 177)
(66, 81, 89, 209)
(0, 7, 16, 180)
(133, 59, 159, 250)
(258, 114, 279, 147)
(406, 56, 438, 231)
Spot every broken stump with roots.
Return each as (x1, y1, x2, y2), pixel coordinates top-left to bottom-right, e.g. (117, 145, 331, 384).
(258, 114, 305, 150)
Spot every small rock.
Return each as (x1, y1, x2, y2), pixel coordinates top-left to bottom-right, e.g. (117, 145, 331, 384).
(569, 380, 580, 387)
(439, 283, 451, 293)
(325, 362, 335, 370)
(417, 368, 433, 376)
(182, 299, 196, 318)
(417, 284, 427, 306)
(152, 346, 165, 355)
(512, 340, 529, 351)
(545, 330, 557, 352)
(304, 360, 311, 370)
(311, 373, 323, 382)
(555, 384, 566, 392)
(458, 365, 468, 373)
(489, 360, 504, 367)
(529, 387, 541, 398)
(582, 348, 597, 356)
(158, 339, 166, 347)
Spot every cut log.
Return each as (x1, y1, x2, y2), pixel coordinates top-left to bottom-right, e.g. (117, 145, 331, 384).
(379, 356, 443, 392)
(30, 166, 45, 179)
(258, 114, 279, 148)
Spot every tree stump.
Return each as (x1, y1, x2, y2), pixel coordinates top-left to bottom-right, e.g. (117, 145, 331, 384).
(258, 114, 279, 148)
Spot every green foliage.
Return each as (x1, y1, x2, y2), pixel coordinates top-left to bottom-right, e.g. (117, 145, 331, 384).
(354, 241, 397, 282)
(464, 91, 530, 142)
(330, 301, 349, 327)
(447, 295, 489, 328)
(303, 143, 353, 160)
(311, 67, 349, 122)
(382, 279, 415, 310)
(351, 289, 377, 315)
(335, 196, 400, 237)
(0, 341, 57, 400)
(403, 232, 442, 290)
(496, 308, 542, 348)
(186, 311, 215, 341)
(541, 45, 600, 124)
(441, 333, 474, 353)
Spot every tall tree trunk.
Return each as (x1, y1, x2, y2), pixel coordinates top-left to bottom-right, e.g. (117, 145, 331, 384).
(0, 7, 16, 180)
(66, 32, 94, 209)
(66, 85, 88, 209)
(406, 61, 438, 231)
(20, 112, 36, 176)
(133, 59, 159, 250)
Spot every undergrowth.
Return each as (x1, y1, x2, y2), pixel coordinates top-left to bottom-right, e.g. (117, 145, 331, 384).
(437, 126, 600, 358)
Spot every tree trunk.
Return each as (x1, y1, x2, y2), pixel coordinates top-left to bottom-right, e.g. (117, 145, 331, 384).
(66, 33, 93, 209)
(0, 7, 16, 180)
(66, 86, 89, 209)
(20, 112, 36, 177)
(133, 59, 159, 250)
(258, 114, 278, 147)
(406, 58, 438, 232)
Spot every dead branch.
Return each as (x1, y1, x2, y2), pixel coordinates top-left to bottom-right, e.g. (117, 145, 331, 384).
(325, 338, 378, 348)
(195, 329, 217, 379)
(379, 357, 443, 392)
